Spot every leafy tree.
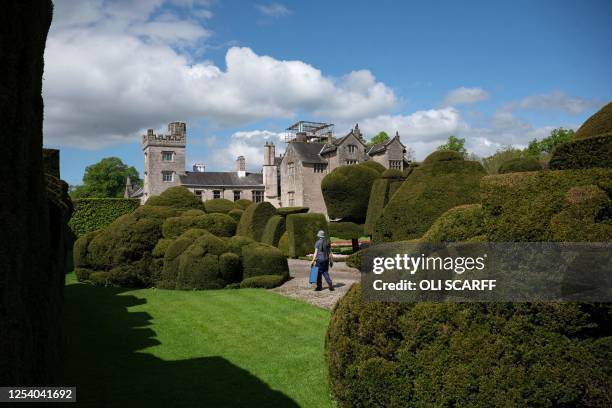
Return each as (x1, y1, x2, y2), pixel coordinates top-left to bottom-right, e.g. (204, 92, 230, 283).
(524, 127, 575, 158)
(71, 157, 141, 198)
(368, 131, 389, 146)
(481, 146, 524, 174)
(437, 135, 467, 155)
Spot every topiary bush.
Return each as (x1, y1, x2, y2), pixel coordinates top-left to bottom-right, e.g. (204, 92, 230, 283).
(419, 204, 485, 242)
(236, 201, 277, 241)
(380, 168, 404, 179)
(498, 157, 542, 174)
(241, 243, 289, 279)
(276, 206, 309, 216)
(157, 228, 209, 289)
(261, 215, 286, 246)
(285, 213, 328, 258)
(345, 249, 363, 269)
(329, 221, 363, 252)
(145, 186, 204, 209)
(69, 198, 139, 237)
(322, 164, 379, 222)
(162, 213, 237, 238)
(240, 274, 288, 289)
(234, 199, 254, 210)
(326, 285, 611, 407)
(226, 235, 256, 256)
(573, 102, 612, 140)
(152, 238, 173, 258)
(361, 160, 386, 173)
(204, 198, 236, 214)
(374, 153, 486, 242)
(73, 230, 100, 268)
(181, 209, 205, 217)
(364, 176, 395, 236)
(387, 181, 403, 199)
(174, 232, 229, 290)
(228, 208, 244, 222)
(549, 133, 612, 170)
(277, 232, 289, 256)
(481, 168, 612, 241)
(219, 252, 242, 284)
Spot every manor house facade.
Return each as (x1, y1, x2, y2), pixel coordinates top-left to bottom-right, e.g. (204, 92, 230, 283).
(127, 121, 409, 217)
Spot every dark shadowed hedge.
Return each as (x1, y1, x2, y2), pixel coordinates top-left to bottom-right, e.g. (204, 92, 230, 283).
(481, 168, 612, 241)
(374, 152, 486, 242)
(419, 204, 485, 242)
(549, 133, 612, 170)
(145, 186, 204, 209)
(261, 215, 286, 246)
(498, 157, 542, 174)
(361, 160, 386, 173)
(322, 164, 379, 222)
(240, 274, 288, 289)
(276, 206, 309, 216)
(573, 102, 612, 139)
(285, 213, 328, 257)
(241, 243, 289, 279)
(326, 285, 611, 407)
(328, 222, 363, 239)
(69, 198, 140, 237)
(236, 201, 277, 241)
(204, 198, 236, 214)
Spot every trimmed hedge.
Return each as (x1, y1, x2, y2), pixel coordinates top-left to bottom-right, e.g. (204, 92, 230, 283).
(69, 198, 139, 237)
(145, 186, 204, 209)
(345, 250, 363, 269)
(285, 213, 328, 258)
(322, 164, 379, 222)
(549, 133, 612, 170)
(240, 274, 288, 289)
(364, 178, 392, 236)
(73, 230, 100, 268)
(158, 229, 209, 288)
(226, 235, 256, 256)
(380, 169, 404, 179)
(374, 153, 486, 242)
(261, 215, 286, 246)
(234, 199, 254, 210)
(361, 160, 386, 173)
(204, 198, 236, 214)
(181, 209, 205, 217)
(326, 285, 612, 407)
(241, 243, 289, 279)
(152, 238, 173, 258)
(328, 222, 363, 239)
(278, 232, 289, 256)
(173, 232, 229, 290)
(228, 208, 244, 222)
(481, 168, 612, 241)
(236, 201, 277, 241)
(419, 204, 485, 242)
(219, 252, 242, 284)
(162, 213, 237, 238)
(387, 181, 403, 199)
(276, 206, 309, 216)
(574, 102, 612, 139)
(498, 157, 542, 174)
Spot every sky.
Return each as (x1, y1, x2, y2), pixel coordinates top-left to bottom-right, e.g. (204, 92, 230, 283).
(43, 0, 612, 186)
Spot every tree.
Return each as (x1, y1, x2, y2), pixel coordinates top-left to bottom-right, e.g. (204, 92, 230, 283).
(437, 135, 467, 155)
(368, 131, 390, 146)
(524, 127, 575, 158)
(481, 146, 524, 174)
(71, 157, 141, 198)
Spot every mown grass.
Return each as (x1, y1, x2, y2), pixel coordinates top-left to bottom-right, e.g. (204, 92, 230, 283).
(60, 273, 333, 407)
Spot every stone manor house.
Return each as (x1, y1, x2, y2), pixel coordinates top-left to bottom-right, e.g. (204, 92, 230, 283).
(127, 121, 409, 217)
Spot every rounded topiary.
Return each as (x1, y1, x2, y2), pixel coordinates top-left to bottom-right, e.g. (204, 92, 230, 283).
(322, 164, 379, 222)
(236, 201, 277, 241)
(419, 204, 484, 242)
(228, 208, 244, 222)
(285, 213, 328, 258)
(498, 157, 542, 174)
(549, 133, 612, 170)
(234, 199, 254, 210)
(326, 284, 611, 407)
(361, 160, 386, 173)
(133, 205, 180, 221)
(364, 175, 398, 236)
(381, 169, 404, 179)
(204, 198, 236, 214)
(191, 213, 237, 237)
(261, 215, 286, 246)
(241, 243, 289, 279)
(145, 186, 204, 209)
(276, 206, 309, 216)
(174, 233, 228, 290)
(181, 209, 205, 217)
(159, 228, 209, 288)
(574, 102, 612, 140)
(423, 150, 464, 164)
(328, 221, 363, 239)
(226, 235, 256, 256)
(75, 267, 94, 281)
(162, 215, 199, 239)
(219, 252, 242, 283)
(374, 156, 485, 242)
(152, 238, 173, 258)
(73, 230, 100, 269)
(277, 232, 289, 256)
(240, 274, 287, 289)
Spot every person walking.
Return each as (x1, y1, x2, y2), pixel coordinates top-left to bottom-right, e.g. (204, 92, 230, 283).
(310, 230, 334, 291)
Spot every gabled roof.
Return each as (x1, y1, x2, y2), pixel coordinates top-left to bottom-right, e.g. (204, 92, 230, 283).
(288, 141, 327, 164)
(320, 125, 366, 155)
(179, 171, 264, 187)
(367, 132, 406, 156)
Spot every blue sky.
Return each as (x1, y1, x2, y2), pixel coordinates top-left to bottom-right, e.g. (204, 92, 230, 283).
(44, 0, 611, 186)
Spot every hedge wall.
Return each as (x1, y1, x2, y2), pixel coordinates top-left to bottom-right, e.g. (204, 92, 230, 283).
(240, 274, 288, 289)
(497, 157, 542, 174)
(236, 201, 277, 241)
(261, 215, 286, 246)
(419, 204, 485, 242)
(481, 168, 612, 241)
(374, 152, 486, 242)
(241, 243, 289, 279)
(364, 178, 391, 236)
(204, 198, 236, 214)
(549, 133, 612, 170)
(322, 164, 379, 222)
(285, 213, 328, 257)
(573, 102, 612, 139)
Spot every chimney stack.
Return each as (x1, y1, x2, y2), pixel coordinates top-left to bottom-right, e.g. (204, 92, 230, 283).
(236, 155, 246, 177)
(193, 163, 206, 172)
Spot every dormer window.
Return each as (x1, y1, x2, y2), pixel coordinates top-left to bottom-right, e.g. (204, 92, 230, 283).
(348, 145, 356, 153)
(162, 151, 174, 161)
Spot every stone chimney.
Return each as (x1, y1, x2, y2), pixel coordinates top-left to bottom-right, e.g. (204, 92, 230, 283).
(353, 123, 363, 140)
(192, 163, 206, 172)
(236, 155, 246, 177)
(264, 142, 276, 166)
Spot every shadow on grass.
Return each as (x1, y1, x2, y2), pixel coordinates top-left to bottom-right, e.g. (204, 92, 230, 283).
(60, 283, 299, 408)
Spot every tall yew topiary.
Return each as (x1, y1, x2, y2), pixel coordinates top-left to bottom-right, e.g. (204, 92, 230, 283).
(321, 164, 379, 222)
(236, 201, 277, 241)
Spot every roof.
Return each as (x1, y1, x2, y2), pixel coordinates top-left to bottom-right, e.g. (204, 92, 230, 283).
(320, 126, 367, 155)
(367, 133, 406, 156)
(179, 171, 264, 187)
(289, 141, 327, 163)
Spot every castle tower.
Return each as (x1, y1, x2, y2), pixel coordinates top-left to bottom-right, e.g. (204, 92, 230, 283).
(236, 155, 246, 178)
(142, 121, 186, 202)
(263, 142, 280, 206)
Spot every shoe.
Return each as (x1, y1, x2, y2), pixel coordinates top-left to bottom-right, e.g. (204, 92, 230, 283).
(315, 287, 323, 291)
(329, 286, 335, 291)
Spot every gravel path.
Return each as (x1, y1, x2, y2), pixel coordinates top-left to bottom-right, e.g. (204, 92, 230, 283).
(270, 259, 360, 309)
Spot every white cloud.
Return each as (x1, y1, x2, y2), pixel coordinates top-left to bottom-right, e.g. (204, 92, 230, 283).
(442, 87, 489, 106)
(503, 91, 600, 115)
(221, 130, 286, 170)
(43, 1, 396, 148)
(255, 3, 292, 17)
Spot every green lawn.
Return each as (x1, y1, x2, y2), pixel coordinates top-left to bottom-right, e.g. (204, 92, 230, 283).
(61, 273, 333, 407)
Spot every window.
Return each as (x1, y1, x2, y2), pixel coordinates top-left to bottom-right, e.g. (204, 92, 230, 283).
(348, 144, 356, 153)
(288, 191, 295, 206)
(162, 171, 173, 182)
(162, 151, 174, 161)
(252, 191, 263, 203)
(287, 162, 295, 176)
(194, 190, 203, 200)
(213, 190, 221, 199)
(389, 160, 402, 170)
(233, 190, 241, 201)
(314, 163, 327, 173)
(346, 160, 358, 165)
